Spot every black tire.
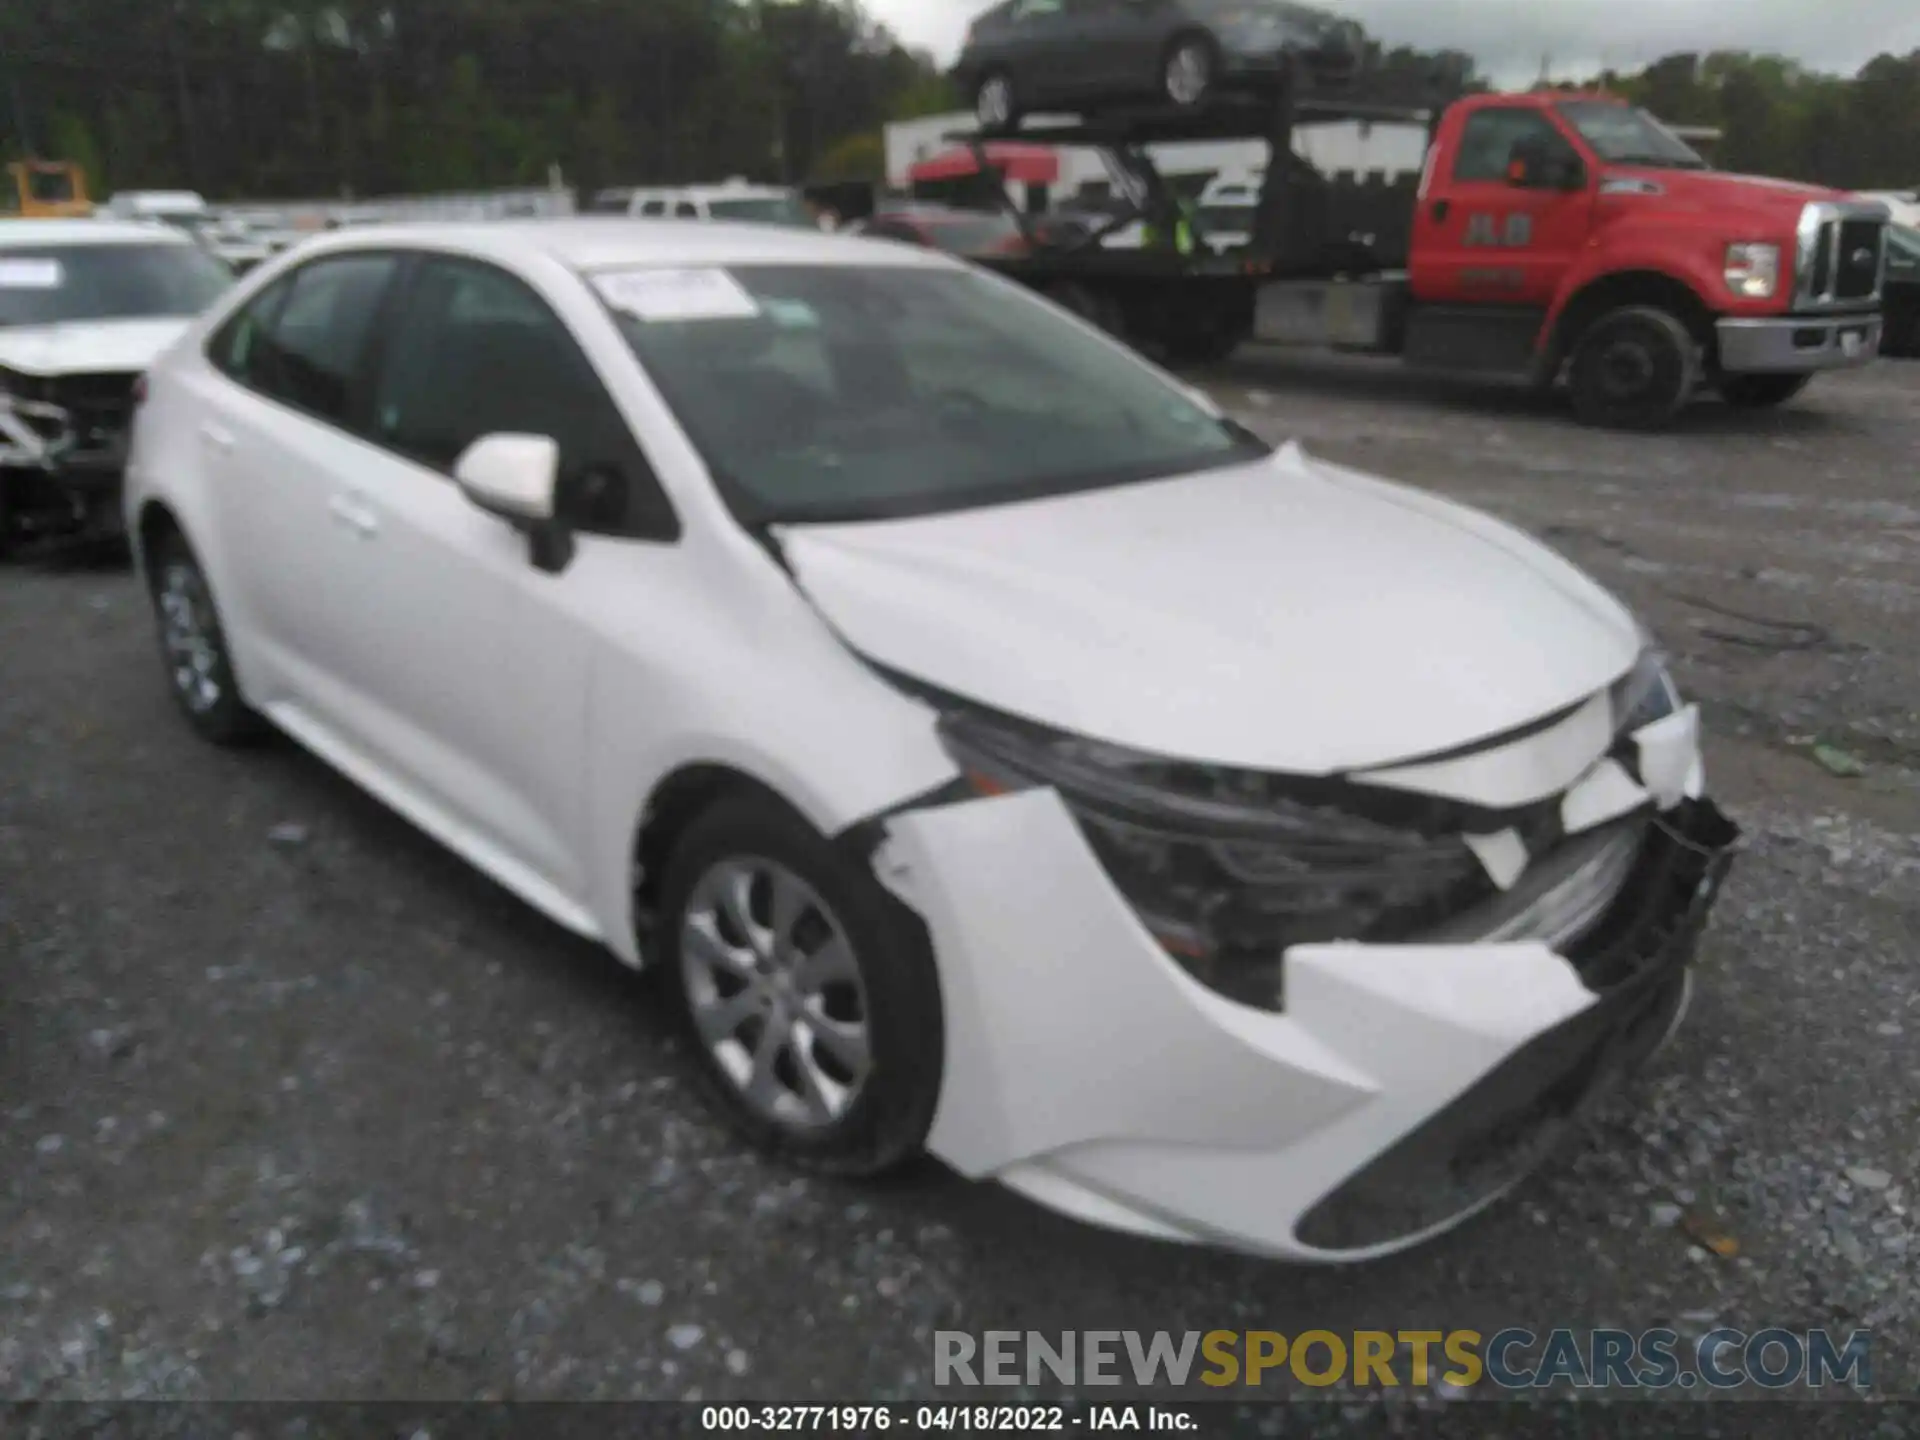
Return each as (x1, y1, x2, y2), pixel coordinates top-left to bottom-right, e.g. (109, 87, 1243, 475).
(1718, 373, 1811, 409)
(973, 71, 1020, 135)
(1568, 304, 1699, 431)
(656, 793, 945, 1177)
(145, 530, 267, 745)
(1162, 32, 1219, 109)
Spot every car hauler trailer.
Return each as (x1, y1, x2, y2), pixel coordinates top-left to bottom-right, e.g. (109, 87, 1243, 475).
(954, 69, 1892, 429)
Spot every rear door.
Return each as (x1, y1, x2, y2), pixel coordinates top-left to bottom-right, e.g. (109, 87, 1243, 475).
(1066, 0, 1173, 94)
(997, 0, 1079, 106)
(1411, 105, 1594, 309)
(197, 252, 402, 716)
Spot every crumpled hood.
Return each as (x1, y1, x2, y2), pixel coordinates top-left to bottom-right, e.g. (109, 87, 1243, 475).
(0, 318, 191, 378)
(778, 443, 1642, 774)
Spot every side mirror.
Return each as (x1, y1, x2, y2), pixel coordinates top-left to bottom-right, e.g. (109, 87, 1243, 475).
(1507, 137, 1584, 191)
(453, 433, 573, 573)
(454, 433, 559, 523)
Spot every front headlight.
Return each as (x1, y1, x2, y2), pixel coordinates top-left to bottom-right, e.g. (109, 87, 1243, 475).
(937, 705, 1493, 1010)
(1724, 242, 1780, 300)
(1612, 644, 1679, 734)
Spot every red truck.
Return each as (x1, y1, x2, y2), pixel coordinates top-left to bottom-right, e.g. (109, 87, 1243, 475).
(956, 83, 1891, 429)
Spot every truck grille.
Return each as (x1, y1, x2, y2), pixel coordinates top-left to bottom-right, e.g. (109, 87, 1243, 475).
(1797, 205, 1886, 308)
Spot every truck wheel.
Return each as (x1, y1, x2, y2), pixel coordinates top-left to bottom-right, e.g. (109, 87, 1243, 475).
(1718, 373, 1811, 409)
(1162, 329, 1242, 366)
(1568, 305, 1699, 431)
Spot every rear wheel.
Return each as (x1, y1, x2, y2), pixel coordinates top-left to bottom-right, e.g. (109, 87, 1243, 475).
(1718, 373, 1811, 409)
(974, 72, 1019, 134)
(656, 794, 945, 1177)
(146, 531, 266, 745)
(1163, 34, 1218, 108)
(1568, 305, 1699, 431)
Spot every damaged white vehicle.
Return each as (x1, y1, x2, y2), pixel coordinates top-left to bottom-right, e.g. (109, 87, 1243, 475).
(0, 219, 232, 554)
(124, 221, 1740, 1261)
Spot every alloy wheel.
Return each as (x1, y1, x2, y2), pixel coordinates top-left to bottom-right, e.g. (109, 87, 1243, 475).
(157, 562, 223, 715)
(977, 75, 1013, 130)
(679, 856, 872, 1131)
(1166, 42, 1212, 106)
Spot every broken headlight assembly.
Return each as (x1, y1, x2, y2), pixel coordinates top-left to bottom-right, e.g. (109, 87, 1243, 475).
(935, 704, 1495, 1011)
(1612, 644, 1679, 734)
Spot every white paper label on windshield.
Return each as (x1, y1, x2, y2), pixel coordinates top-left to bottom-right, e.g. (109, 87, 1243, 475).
(593, 267, 760, 322)
(0, 258, 63, 290)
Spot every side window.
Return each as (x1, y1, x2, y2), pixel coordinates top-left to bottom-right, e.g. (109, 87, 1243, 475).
(1453, 109, 1574, 183)
(369, 258, 676, 540)
(1011, 0, 1063, 19)
(639, 199, 667, 217)
(208, 278, 292, 386)
(674, 201, 701, 219)
(248, 254, 398, 422)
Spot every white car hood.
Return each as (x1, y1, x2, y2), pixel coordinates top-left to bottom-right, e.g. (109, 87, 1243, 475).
(778, 442, 1642, 774)
(0, 318, 192, 378)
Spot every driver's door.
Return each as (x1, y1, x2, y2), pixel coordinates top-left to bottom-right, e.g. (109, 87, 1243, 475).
(316, 256, 662, 905)
(1412, 106, 1595, 308)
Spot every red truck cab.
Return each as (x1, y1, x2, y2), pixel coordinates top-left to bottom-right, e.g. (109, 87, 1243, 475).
(1404, 90, 1887, 425)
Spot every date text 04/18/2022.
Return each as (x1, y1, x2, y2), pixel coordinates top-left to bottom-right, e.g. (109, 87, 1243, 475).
(698, 1404, 1200, 1432)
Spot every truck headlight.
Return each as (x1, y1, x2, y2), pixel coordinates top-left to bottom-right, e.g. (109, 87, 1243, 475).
(1724, 242, 1780, 299)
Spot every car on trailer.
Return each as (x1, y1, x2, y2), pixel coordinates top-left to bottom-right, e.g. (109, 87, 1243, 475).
(948, 68, 1892, 427)
(955, 0, 1364, 133)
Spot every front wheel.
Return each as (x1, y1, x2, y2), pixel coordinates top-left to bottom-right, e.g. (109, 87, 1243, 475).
(1163, 34, 1218, 108)
(1718, 373, 1811, 409)
(974, 72, 1019, 134)
(656, 794, 945, 1177)
(1568, 305, 1700, 431)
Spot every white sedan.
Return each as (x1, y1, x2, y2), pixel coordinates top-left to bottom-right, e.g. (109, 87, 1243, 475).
(123, 219, 1740, 1261)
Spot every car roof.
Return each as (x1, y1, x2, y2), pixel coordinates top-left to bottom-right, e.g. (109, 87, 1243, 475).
(283, 217, 959, 273)
(0, 218, 193, 248)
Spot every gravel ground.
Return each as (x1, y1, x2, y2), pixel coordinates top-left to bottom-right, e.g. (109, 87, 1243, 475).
(1, 359, 1916, 1413)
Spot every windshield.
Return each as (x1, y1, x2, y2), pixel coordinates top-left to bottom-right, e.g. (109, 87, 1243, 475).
(0, 242, 234, 327)
(610, 264, 1260, 524)
(1556, 101, 1707, 169)
(707, 195, 813, 226)
(919, 214, 1020, 253)
(28, 169, 78, 204)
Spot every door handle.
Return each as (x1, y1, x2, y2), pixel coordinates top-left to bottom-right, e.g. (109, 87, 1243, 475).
(199, 422, 235, 453)
(1431, 200, 1450, 222)
(328, 492, 379, 537)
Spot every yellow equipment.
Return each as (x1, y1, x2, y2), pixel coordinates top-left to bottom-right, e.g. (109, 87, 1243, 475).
(2, 160, 94, 218)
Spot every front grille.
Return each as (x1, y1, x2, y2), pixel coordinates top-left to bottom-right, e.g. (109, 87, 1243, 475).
(1836, 219, 1882, 299)
(1797, 205, 1886, 309)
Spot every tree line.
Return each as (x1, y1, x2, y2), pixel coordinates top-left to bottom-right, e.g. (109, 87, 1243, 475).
(1, 1, 1916, 203)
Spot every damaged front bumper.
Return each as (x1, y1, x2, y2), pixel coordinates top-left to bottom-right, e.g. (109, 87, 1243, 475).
(872, 711, 1740, 1262)
(0, 386, 134, 544)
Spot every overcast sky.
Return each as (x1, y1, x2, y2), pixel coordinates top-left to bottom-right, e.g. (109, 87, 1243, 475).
(866, 0, 1920, 90)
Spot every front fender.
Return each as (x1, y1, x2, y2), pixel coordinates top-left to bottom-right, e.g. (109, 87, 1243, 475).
(1541, 243, 1728, 350)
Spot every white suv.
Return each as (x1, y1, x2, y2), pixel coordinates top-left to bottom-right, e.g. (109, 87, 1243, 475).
(587, 180, 816, 227)
(122, 218, 1738, 1262)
